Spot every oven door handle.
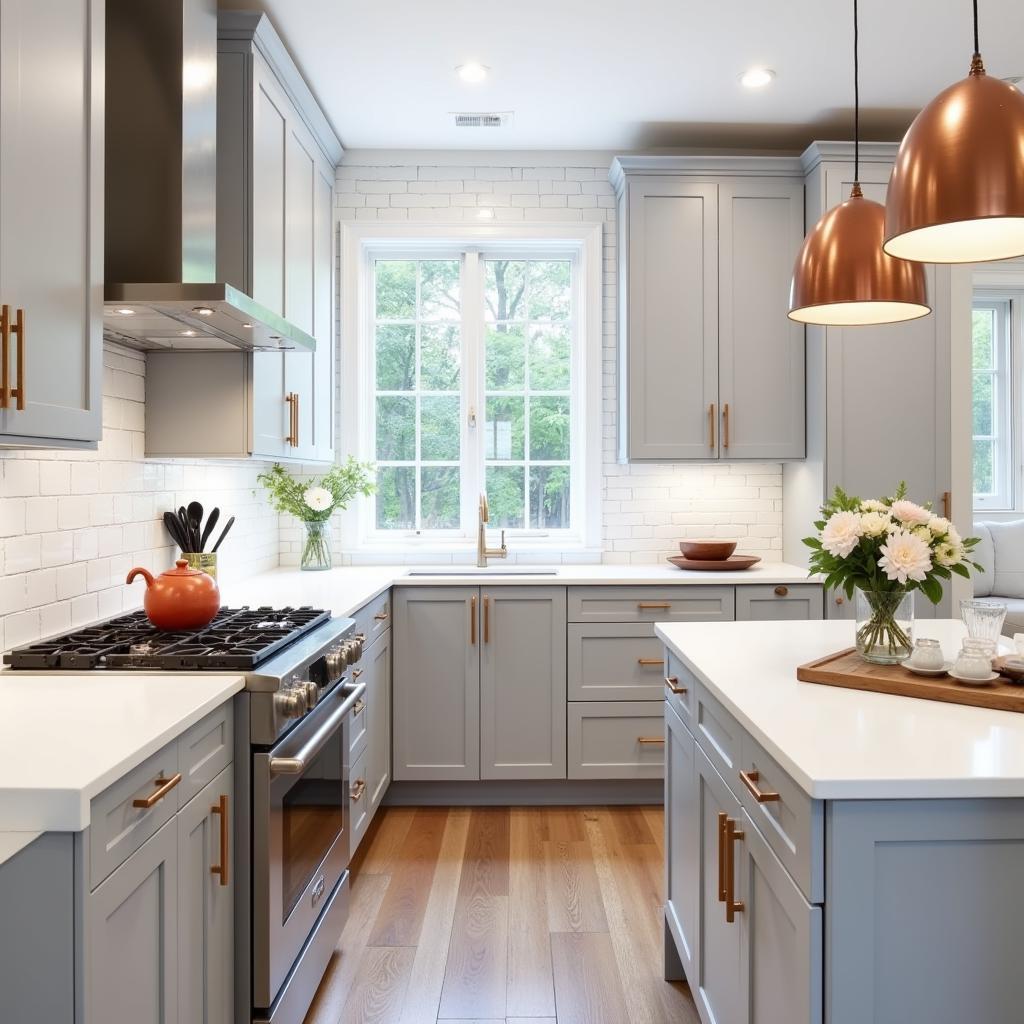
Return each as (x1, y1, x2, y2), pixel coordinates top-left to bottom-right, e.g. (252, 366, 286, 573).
(268, 682, 366, 776)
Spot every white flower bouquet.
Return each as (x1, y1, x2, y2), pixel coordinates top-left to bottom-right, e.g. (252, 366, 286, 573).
(804, 484, 983, 662)
(258, 459, 375, 570)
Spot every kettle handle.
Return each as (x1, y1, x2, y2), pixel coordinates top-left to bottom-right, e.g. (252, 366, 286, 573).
(126, 567, 155, 588)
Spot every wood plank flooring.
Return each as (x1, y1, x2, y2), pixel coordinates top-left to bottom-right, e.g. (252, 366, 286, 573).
(304, 806, 699, 1024)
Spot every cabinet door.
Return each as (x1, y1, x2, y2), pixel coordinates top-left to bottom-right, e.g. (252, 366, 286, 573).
(86, 818, 178, 1024)
(178, 765, 234, 1024)
(626, 177, 718, 459)
(695, 747, 744, 1024)
(0, 0, 101, 444)
(735, 584, 824, 621)
(251, 53, 287, 315)
(311, 161, 335, 462)
(665, 702, 698, 981)
(480, 586, 567, 779)
(718, 179, 806, 459)
(393, 587, 480, 780)
(739, 808, 822, 1024)
(251, 352, 288, 458)
(366, 630, 392, 811)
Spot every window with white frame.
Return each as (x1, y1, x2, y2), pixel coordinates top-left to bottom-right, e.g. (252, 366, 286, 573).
(349, 230, 600, 552)
(972, 297, 1014, 510)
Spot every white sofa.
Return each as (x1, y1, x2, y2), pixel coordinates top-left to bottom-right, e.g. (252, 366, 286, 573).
(972, 521, 1024, 634)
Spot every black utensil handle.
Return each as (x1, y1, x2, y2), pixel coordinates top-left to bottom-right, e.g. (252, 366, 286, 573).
(200, 507, 220, 551)
(211, 516, 235, 553)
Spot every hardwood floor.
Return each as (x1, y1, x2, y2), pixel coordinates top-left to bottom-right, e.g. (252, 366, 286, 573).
(304, 806, 699, 1024)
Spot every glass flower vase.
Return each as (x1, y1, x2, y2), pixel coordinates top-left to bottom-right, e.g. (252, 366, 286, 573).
(854, 587, 914, 664)
(300, 520, 332, 571)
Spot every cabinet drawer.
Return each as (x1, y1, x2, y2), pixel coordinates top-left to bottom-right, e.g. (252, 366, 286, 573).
(177, 702, 233, 810)
(693, 683, 742, 789)
(569, 623, 666, 701)
(90, 740, 180, 889)
(664, 646, 697, 730)
(353, 589, 391, 645)
(349, 748, 370, 857)
(736, 584, 823, 621)
(349, 684, 369, 763)
(736, 731, 824, 903)
(567, 701, 665, 779)
(567, 586, 735, 624)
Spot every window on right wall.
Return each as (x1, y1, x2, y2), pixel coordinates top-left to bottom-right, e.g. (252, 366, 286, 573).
(972, 295, 1016, 511)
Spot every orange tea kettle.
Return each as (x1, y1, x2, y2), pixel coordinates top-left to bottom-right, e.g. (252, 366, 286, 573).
(127, 559, 221, 631)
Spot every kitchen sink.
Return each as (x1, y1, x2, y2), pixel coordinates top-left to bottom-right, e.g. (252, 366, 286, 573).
(405, 567, 559, 576)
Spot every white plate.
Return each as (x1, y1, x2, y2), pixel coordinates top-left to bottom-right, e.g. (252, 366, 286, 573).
(903, 661, 953, 677)
(948, 669, 1000, 685)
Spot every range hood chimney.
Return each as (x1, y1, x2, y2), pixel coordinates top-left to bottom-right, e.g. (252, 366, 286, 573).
(103, 0, 315, 352)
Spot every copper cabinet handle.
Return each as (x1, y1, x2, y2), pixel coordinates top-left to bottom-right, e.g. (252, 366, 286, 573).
(942, 490, 950, 519)
(350, 778, 366, 802)
(210, 794, 229, 887)
(637, 736, 665, 744)
(835, 595, 845, 606)
(373, 609, 389, 621)
(285, 392, 298, 446)
(483, 595, 490, 643)
(664, 675, 687, 694)
(353, 698, 366, 715)
(708, 403, 715, 449)
(774, 585, 789, 597)
(637, 657, 665, 666)
(739, 768, 780, 804)
(132, 772, 182, 809)
(638, 602, 671, 610)
(0, 305, 9, 409)
(12, 307, 23, 410)
(725, 817, 745, 922)
(717, 812, 727, 902)
(470, 594, 477, 645)
(351, 667, 363, 678)
(723, 403, 730, 450)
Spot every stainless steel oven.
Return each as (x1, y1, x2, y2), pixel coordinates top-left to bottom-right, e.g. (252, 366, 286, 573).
(251, 678, 365, 1014)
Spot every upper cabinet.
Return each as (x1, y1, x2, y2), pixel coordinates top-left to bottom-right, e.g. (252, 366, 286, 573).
(611, 157, 806, 463)
(0, 0, 102, 448)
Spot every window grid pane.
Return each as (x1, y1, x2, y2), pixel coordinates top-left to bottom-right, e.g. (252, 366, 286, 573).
(972, 300, 1012, 508)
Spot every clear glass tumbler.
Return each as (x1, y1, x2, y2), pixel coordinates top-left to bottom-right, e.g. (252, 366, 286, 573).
(960, 600, 1007, 643)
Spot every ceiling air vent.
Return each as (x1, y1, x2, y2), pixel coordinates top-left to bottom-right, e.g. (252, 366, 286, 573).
(453, 111, 513, 128)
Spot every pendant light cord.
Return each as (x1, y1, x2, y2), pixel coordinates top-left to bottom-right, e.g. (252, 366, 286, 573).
(853, 0, 860, 185)
(973, 0, 980, 56)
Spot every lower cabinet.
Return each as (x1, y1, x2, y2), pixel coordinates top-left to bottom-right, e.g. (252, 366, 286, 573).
(665, 702, 698, 979)
(365, 628, 392, 812)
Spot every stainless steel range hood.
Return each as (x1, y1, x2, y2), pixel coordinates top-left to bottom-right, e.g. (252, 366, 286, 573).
(103, 0, 314, 353)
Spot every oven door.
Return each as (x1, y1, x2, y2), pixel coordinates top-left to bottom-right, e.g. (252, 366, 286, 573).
(252, 680, 366, 1009)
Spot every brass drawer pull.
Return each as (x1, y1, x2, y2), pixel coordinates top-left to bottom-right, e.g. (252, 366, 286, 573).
(210, 794, 229, 887)
(739, 768, 780, 804)
(637, 736, 665, 744)
(835, 595, 845, 606)
(774, 585, 789, 597)
(132, 772, 182, 809)
(723, 402, 730, 449)
(350, 778, 366, 802)
(725, 816, 745, 922)
(717, 811, 727, 902)
(470, 594, 477, 645)
(708, 403, 715, 449)
(353, 698, 366, 715)
(484, 595, 490, 643)
(285, 392, 299, 446)
(637, 602, 671, 610)
(373, 609, 389, 621)
(942, 490, 950, 519)
(637, 657, 665, 666)
(664, 675, 687, 694)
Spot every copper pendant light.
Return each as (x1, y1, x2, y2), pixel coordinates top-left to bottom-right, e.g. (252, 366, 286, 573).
(789, 0, 930, 325)
(884, 0, 1024, 263)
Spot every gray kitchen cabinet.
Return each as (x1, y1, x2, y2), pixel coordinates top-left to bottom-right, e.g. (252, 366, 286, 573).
(366, 629, 391, 812)
(611, 157, 806, 462)
(735, 583, 823, 622)
(665, 701, 699, 982)
(178, 765, 234, 1024)
(568, 622, 668, 701)
(566, 700, 665, 779)
(393, 587, 481, 781)
(147, 13, 338, 462)
(85, 818, 180, 1024)
(480, 586, 567, 780)
(0, 0, 102, 447)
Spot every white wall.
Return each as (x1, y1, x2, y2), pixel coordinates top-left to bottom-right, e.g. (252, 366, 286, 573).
(280, 150, 783, 566)
(0, 344, 280, 653)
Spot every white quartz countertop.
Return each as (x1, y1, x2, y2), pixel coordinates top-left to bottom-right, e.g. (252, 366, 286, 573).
(656, 619, 1024, 800)
(0, 673, 243, 844)
(221, 562, 816, 620)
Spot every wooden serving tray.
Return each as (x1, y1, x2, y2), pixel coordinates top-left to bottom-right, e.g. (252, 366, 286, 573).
(797, 648, 1024, 713)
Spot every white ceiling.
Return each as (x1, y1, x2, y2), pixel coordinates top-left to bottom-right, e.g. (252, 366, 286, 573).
(217, 0, 1024, 152)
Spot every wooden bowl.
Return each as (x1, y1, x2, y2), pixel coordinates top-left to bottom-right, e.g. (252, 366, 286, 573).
(679, 539, 737, 562)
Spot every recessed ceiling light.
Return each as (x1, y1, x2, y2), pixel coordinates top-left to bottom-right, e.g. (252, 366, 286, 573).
(740, 67, 775, 89)
(241, 322, 253, 328)
(457, 62, 489, 84)
(116, 307, 136, 316)
(191, 306, 215, 316)
(477, 207, 495, 220)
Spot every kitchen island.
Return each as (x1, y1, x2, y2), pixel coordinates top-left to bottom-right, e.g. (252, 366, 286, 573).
(657, 618, 1024, 1024)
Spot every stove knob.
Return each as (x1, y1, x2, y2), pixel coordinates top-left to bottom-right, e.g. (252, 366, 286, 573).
(345, 637, 364, 663)
(298, 680, 319, 710)
(326, 645, 347, 675)
(274, 688, 305, 719)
